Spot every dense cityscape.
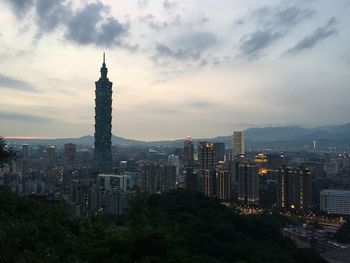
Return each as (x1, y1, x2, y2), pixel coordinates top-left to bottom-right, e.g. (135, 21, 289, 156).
(1, 56, 350, 262)
(1, 0, 350, 262)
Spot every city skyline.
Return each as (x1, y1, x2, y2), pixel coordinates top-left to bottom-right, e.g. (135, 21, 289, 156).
(1, 0, 350, 140)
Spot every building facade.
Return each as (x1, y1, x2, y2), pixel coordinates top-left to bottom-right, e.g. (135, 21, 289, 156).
(94, 53, 113, 173)
(232, 131, 245, 158)
(237, 161, 259, 204)
(198, 141, 217, 197)
(64, 143, 76, 169)
(183, 136, 194, 167)
(277, 165, 313, 211)
(320, 189, 350, 215)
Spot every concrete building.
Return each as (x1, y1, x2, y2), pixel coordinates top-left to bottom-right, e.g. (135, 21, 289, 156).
(213, 142, 225, 164)
(183, 136, 194, 167)
(64, 143, 76, 169)
(237, 161, 259, 204)
(217, 169, 231, 200)
(184, 167, 198, 191)
(198, 142, 217, 197)
(232, 131, 245, 158)
(98, 174, 128, 192)
(320, 189, 350, 215)
(22, 144, 29, 160)
(277, 166, 313, 211)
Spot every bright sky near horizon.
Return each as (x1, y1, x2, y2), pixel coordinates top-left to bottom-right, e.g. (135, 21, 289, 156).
(0, 0, 349, 140)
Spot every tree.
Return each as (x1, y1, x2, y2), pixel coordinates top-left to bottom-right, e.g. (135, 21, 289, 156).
(0, 137, 16, 168)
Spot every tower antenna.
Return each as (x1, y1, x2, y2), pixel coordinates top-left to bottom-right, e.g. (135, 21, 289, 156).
(103, 52, 105, 64)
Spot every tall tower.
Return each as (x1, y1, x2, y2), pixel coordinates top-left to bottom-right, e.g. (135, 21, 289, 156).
(94, 53, 113, 172)
(232, 131, 245, 158)
(237, 161, 259, 204)
(276, 165, 313, 211)
(183, 136, 194, 167)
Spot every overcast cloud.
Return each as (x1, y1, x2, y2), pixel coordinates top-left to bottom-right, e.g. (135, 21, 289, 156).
(0, 0, 349, 140)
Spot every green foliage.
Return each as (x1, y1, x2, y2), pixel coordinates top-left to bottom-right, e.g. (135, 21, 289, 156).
(0, 187, 327, 262)
(0, 137, 16, 168)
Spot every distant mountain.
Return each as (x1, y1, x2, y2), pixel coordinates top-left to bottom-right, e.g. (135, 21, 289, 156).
(244, 126, 309, 142)
(4, 123, 350, 150)
(5, 135, 145, 147)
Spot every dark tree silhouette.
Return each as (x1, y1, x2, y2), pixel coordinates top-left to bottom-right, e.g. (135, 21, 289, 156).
(0, 137, 16, 168)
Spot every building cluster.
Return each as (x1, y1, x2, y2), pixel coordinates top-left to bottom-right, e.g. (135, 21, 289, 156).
(281, 224, 349, 253)
(1, 56, 350, 221)
(182, 132, 312, 210)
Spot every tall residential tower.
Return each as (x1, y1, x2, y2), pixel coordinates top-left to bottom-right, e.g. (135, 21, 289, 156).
(232, 131, 245, 158)
(94, 53, 113, 172)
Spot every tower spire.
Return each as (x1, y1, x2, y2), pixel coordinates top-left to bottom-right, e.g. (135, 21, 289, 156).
(100, 52, 107, 78)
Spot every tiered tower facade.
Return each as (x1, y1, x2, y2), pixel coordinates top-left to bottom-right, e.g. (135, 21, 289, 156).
(94, 53, 113, 172)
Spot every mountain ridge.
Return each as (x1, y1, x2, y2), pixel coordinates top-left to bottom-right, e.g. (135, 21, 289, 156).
(3, 123, 350, 149)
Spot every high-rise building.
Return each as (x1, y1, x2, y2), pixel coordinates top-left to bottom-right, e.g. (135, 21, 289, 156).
(276, 165, 313, 211)
(94, 53, 113, 173)
(213, 142, 225, 164)
(320, 190, 350, 215)
(232, 131, 245, 158)
(158, 165, 177, 192)
(64, 143, 76, 169)
(184, 167, 198, 191)
(184, 136, 197, 191)
(198, 141, 217, 170)
(98, 174, 128, 192)
(217, 169, 230, 200)
(198, 142, 217, 197)
(237, 161, 259, 204)
(22, 144, 29, 160)
(46, 145, 56, 163)
(140, 163, 158, 194)
(168, 154, 180, 176)
(183, 136, 194, 167)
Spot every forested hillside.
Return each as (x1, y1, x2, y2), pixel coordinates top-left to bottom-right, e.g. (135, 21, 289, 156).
(0, 188, 326, 262)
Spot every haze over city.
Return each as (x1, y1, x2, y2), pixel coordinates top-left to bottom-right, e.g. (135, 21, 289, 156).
(1, 0, 350, 140)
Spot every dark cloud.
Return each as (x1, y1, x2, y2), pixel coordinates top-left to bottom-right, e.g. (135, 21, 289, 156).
(66, 3, 128, 46)
(64, 3, 127, 46)
(5, 0, 34, 18)
(0, 112, 52, 122)
(154, 32, 217, 61)
(271, 6, 314, 28)
(35, 0, 71, 35)
(155, 43, 201, 60)
(239, 30, 282, 58)
(238, 4, 315, 58)
(287, 17, 337, 54)
(65, 3, 104, 45)
(0, 73, 37, 92)
(6, 0, 128, 47)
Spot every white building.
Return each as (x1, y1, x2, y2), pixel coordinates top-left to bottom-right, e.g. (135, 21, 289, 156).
(320, 190, 350, 215)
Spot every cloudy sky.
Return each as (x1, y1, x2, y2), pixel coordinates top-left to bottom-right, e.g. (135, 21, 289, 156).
(0, 0, 349, 140)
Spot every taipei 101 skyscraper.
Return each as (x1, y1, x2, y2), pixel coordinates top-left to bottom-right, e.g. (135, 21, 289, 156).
(94, 53, 113, 172)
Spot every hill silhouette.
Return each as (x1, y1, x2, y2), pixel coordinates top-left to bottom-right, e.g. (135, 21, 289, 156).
(5, 123, 350, 150)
